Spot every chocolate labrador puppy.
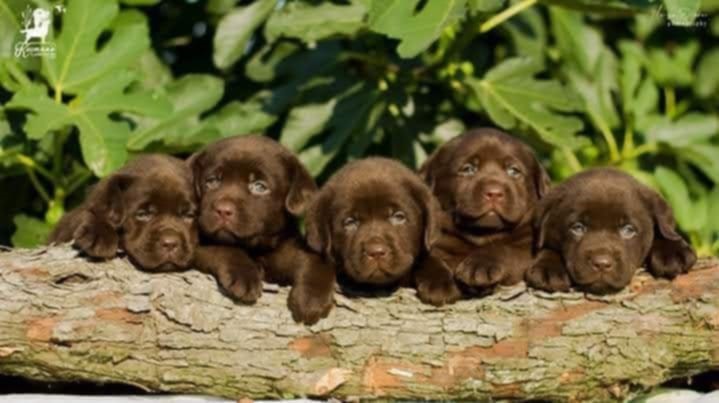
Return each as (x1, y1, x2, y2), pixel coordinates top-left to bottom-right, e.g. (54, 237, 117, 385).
(526, 168, 696, 294)
(303, 157, 461, 308)
(188, 135, 333, 324)
(420, 128, 551, 292)
(48, 154, 199, 272)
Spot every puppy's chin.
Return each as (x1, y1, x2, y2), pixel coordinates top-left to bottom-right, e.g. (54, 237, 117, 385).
(454, 210, 510, 231)
(129, 255, 193, 273)
(345, 259, 408, 286)
(568, 265, 633, 294)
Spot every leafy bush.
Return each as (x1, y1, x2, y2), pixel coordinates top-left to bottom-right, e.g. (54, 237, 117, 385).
(0, 0, 717, 256)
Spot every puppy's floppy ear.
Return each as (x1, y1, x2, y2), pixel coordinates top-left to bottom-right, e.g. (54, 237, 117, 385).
(532, 157, 552, 199)
(304, 189, 333, 257)
(641, 186, 697, 276)
(407, 176, 443, 250)
(418, 136, 461, 190)
(186, 150, 206, 198)
(87, 173, 134, 228)
(533, 185, 565, 251)
(283, 154, 317, 216)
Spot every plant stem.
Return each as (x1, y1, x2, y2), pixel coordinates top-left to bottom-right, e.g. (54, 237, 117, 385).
(561, 147, 582, 173)
(4, 60, 31, 88)
(15, 154, 54, 182)
(664, 87, 676, 118)
(480, 0, 538, 33)
(67, 170, 92, 195)
(23, 167, 50, 203)
(621, 124, 634, 158)
(628, 142, 658, 159)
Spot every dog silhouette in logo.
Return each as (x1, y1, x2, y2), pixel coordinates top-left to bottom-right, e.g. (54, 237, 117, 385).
(21, 8, 51, 44)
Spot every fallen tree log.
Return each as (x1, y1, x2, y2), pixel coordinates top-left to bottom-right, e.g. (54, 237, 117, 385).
(0, 246, 717, 401)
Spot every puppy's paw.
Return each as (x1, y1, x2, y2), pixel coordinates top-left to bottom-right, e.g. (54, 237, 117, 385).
(72, 217, 119, 259)
(218, 267, 263, 304)
(455, 252, 505, 288)
(525, 256, 571, 292)
(416, 274, 462, 306)
(648, 238, 697, 279)
(288, 284, 333, 325)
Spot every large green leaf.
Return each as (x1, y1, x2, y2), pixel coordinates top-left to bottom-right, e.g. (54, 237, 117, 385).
(677, 143, 719, 184)
(618, 41, 643, 116)
(7, 71, 171, 176)
(654, 166, 694, 231)
(0, 0, 25, 59)
(11, 214, 52, 248)
(127, 74, 224, 150)
(645, 41, 700, 87)
(265, 0, 367, 45)
(541, 0, 654, 14)
(694, 48, 719, 98)
(467, 57, 586, 149)
(662, 0, 701, 26)
(367, 0, 466, 58)
(43, 0, 150, 95)
(212, 0, 275, 70)
(204, 92, 279, 138)
(468, 0, 504, 13)
(280, 98, 338, 152)
(647, 113, 719, 147)
(502, 6, 546, 64)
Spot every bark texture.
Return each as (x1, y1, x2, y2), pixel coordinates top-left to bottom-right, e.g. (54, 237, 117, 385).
(0, 246, 718, 402)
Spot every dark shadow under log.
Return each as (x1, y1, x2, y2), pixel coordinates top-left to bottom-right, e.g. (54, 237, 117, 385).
(0, 247, 718, 401)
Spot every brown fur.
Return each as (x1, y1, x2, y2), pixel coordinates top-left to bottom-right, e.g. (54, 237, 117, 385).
(525, 168, 696, 294)
(420, 128, 551, 295)
(188, 135, 333, 324)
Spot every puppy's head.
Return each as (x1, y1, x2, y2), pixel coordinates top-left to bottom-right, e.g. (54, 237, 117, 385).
(535, 168, 694, 294)
(420, 128, 550, 234)
(90, 155, 198, 271)
(305, 158, 441, 285)
(188, 135, 316, 246)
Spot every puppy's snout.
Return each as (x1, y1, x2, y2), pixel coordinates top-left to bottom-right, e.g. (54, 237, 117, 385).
(214, 200, 235, 220)
(589, 254, 615, 273)
(481, 182, 505, 203)
(160, 233, 181, 253)
(363, 238, 388, 260)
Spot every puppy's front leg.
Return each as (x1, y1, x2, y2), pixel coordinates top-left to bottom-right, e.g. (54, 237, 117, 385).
(415, 253, 462, 306)
(194, 245, 263, 304)
(525, 249, 571, 292)
(287, 253, 336, 325)
(58, 209, 119, 259)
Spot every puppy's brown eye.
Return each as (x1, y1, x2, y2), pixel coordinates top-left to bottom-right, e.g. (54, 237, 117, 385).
(248, 180, 270, 195)
(205, 175, 221, 190)
(181, 209, 197, 221)
(569, 222, 586, 237)
(506, 165, 522, 178)
(135, 209, 152, 222)
(390, 210, 407, 225)
(459, 163, 477, 176)
(343, 217, 359, 232)
(619, 224, 637, 239)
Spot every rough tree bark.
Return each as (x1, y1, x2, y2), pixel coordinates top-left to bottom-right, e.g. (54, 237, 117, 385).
(0, 246, 717, 402)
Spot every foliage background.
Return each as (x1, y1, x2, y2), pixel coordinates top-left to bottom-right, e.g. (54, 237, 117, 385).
(0, 0, 718, 256)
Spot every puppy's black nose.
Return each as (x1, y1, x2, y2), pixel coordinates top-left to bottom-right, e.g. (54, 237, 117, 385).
(591, 255, 614, 272)
(160, 234, 180, 253)
(483, 185, 504, 202)
(214, 200, 235, 219)
(363, 241, 388, 259)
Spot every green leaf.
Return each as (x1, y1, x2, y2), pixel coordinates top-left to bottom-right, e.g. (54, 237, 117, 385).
(503, 6, 546, 65)
(120, 0, 161, 4)
(541, 0, 654, 14)
(694, 48, 719, 98)
(127, 74, 224, 150)
(707, 187, 719, 233)
(549, 7, 603, 76)
(297, 85, 379, 176)
(7, 71, 171, 176)
(654, 166, 693, 230)
(212, 0, 275, 70)
(280, 99, 338, 152)
(676, 143, 719, 184)
(467, 57, 586, 149)
(130, 48, 173, 91)
(645, 40, 700, 87)
(647, 113, 719, 146)
(367, 0, 467, 58)
(205, 93, 279, 138)
(11, 214, 52, 248)
(0, 0, 25, 59)
(468, 0, 504, 13)
(265, 0, 367, 45)
(43, 1, 150, 95)
(662, 0, 701, 26)
(618, 41, 643, 116)
(245, 41, 301, 83)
